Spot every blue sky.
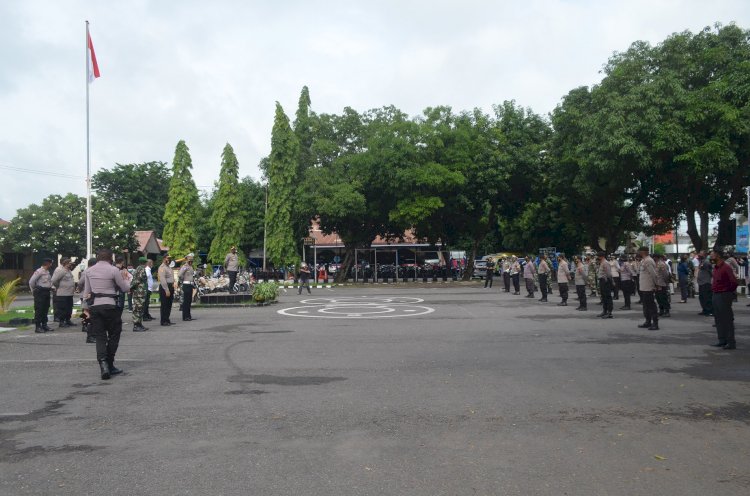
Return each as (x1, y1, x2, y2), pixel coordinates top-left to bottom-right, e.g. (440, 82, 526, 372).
(1, 0, 748, 221)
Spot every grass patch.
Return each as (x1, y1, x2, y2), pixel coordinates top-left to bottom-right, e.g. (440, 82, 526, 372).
(0, 305, 34, 323)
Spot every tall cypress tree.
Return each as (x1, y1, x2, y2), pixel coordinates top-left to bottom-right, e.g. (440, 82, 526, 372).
(266, 102, 300, 267)
(294, 86, 314, 172)
(292, 86, 315, 253)
(162, 140, 200, 259)
(208, 143, 245, 264)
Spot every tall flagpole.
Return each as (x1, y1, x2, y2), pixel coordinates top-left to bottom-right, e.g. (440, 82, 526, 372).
(85, 21, 93, 260)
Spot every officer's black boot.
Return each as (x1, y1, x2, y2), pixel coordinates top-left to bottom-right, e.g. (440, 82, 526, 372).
(86, 335, 96, 343)
(42, 324, 53, 332)
(107, 359, 123, 375)
(34, 324, 45, 333)
(99, 360, 111, 380)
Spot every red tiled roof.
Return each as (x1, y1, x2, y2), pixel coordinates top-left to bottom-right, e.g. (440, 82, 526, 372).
(310, 221, 429, 247)
(0, 218, 10, 226)
(135, 231, 153, 252)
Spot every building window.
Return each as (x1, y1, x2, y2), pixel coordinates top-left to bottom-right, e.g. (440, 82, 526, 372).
(0, 253, 24, 270)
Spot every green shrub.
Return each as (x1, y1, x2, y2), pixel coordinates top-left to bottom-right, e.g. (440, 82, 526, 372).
(0, 278, 21, 314)
(253, 281, 279, 303)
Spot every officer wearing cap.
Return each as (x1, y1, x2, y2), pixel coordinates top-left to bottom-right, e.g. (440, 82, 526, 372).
(178, 253, 196, 321)
(224, 247, 239, 294)
(29, 258, 54, 333)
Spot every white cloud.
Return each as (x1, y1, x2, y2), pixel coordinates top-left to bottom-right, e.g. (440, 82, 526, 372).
(0, 0, 748, 221)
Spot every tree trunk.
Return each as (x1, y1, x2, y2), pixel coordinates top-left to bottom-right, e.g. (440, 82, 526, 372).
(699, 210, 709, 251)
(462, 240, 479, 281)
(335, 244, 356, 283)
(686, 207, 702, 252)
(715, 216, 735, 249)
(606, 231, 620, 254)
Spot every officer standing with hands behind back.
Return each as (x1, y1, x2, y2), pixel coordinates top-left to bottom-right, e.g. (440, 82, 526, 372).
(81, 248, 131, 380)
(224, 247, 239, 294)
(29, 258, 54, 333)
(178, 254, 196, 321)
(158, 255, 175, 326)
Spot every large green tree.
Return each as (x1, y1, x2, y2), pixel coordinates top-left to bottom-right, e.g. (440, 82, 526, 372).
(307, 106, 416, 281)
(208, 144, 245, 264)
(422, 107, 507, 275)
(266, 103, 300, 267)
(291, 86, 316, 252)
(197, 176, 266, 265)
(640, 24, 750, 250)
(294, 86, 314, 173)
(236, 177, 266, 260)
(91, 161, 171, 235)
(162, 140, 200, 259)
(556, 24, 750, 252)
(0, 193, 137, 257)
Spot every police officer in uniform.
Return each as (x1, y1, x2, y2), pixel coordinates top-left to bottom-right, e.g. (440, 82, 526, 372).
(510, 257, 521, 295)
(51, 258, 76, 327)
(556, 254, 571, 306)
(618, 256, 635, 310)
(654, 254, 672, 318)
(636, 247, 660, 330)
(523, 255, 537, 298)
(178, 254, 196, 321)
(224, 247, 239, 293)
(596, 252, 614, 319)
(573, 256, 587, 311)
(537, 255, 550, 302)
(158, 255, 175, 326)
(29, 258, 54, 333)
(78, 257, 97, 343)
(502, 258, 511, 292)
(81, 249, 131, 380)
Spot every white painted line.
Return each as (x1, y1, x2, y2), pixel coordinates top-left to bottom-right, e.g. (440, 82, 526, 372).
(0, 359, 146, 363)
(0, 413, 30, 416)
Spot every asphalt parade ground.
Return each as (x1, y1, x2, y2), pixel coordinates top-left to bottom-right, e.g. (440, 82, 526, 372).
(1, 284, 749, 496)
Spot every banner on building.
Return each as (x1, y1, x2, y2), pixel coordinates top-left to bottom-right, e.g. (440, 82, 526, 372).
(737, 225, 749, 254)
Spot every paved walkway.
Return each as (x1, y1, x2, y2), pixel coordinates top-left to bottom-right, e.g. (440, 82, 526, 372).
(1, 286, 748, 495)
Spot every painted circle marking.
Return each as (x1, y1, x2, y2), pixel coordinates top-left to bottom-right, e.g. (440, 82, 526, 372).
(279, 296, 434, 319)
(318, 305, 395, 315)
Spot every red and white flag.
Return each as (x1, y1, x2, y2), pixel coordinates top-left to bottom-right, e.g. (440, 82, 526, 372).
(87, 31, 100, 83)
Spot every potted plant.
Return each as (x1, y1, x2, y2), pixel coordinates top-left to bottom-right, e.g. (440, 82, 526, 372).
(253, 282, 279, 306)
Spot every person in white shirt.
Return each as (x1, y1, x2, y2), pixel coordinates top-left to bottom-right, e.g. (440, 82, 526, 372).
(143, 259, 155, 321)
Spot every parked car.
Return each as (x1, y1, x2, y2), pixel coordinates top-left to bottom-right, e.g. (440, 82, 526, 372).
(473, 257, 488, 279)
